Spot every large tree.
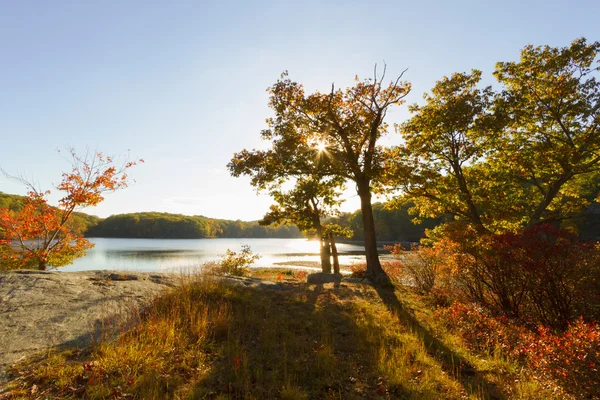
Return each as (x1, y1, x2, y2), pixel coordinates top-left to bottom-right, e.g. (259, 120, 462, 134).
(230, 67, 410, 282)
(391, 38, 600, 233)
(0, 149, 142, 270)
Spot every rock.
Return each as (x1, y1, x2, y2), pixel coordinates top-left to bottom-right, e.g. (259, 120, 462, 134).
(106, 272, 140, 281)
(306, 272, 343, 286)
(0, 270, 176, 385)
(216, 275, 296, 292)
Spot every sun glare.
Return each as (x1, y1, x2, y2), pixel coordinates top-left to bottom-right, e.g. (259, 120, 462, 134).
(316, 141, 327, 152)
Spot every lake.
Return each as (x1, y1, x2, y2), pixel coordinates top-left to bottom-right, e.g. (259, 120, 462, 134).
(59, 238, 370, 273)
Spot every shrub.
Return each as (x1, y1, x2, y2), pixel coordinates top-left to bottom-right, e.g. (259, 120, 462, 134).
(349, 262, 367, 279)
(385, 244, 450, 293)
(379, 260, 404, 284)
(426, 287, 453, 308)
(295, 271, 308, 281)
(431, 223, 600, 329)
(525, 318, 600, 398)
(436, 302, 526, 355)
(349, 261, 404, 283)
(219, 245, 260, 276)
(428, 223, 528, 319)
(438, 303, 600, 398)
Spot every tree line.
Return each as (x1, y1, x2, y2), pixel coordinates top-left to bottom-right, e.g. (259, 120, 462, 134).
(4, 189, 598, 244)
(0, 193, 302, 240)
(85, 212, 302, 239)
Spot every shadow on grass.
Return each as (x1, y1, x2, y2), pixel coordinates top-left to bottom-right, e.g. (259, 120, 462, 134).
(187, 283, 415, 399)
(373, 284, 506, 400)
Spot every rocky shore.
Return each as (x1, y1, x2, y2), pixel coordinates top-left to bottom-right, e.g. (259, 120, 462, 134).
(0, 270, 177, 384)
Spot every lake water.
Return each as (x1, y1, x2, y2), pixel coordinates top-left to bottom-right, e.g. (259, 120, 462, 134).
(59, 238, 369, 273)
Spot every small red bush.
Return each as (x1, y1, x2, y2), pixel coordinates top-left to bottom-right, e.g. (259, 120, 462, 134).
(436, 302, 526, 355)
(381, 260, 405, 284)
(385, 243, 452, 293)
(295, 271, 308, 280)
(524, 318, 600, 397)
(349, 263, 367, 278)
(438, 303, 600, 398)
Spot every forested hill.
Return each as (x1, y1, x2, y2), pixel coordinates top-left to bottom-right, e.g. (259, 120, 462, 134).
(86, 212, 302, 239)
(85, 204, 439, 241)
(0, 192, 302, 239)
(1, 191, 436, 241)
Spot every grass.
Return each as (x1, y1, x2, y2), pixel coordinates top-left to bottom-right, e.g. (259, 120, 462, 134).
(246, 267, 309, 282)
(4, 270, 564, 399)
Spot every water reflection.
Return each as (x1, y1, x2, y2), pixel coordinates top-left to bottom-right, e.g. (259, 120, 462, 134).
(104, 249, 203, 259)
(59, 238, 367, 273)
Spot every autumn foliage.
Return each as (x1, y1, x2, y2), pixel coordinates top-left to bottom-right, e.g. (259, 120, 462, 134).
(437, 303, 600, 398)
(0, 149, 142, 270)
(410, 223, 600, 328)
(0, 192, 93, 269)
(385, 243, 452, 294)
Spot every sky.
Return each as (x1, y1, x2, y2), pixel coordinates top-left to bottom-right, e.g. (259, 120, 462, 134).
(1, 0, 599, 221)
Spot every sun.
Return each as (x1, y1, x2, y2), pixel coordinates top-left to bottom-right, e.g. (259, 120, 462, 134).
(316, 141, 327, 152)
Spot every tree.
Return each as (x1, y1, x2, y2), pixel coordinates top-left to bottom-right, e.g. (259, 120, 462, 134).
(391, 38, 600, 233)
(230, 67, 410, 282)
(259, 176, 349, 273)
(389, 70, 504, 232)
(0, 149, 142, 270)
(493, 38, 600, 228)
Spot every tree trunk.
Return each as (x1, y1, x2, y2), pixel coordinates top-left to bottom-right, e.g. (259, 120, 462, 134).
(329, 231, 340, 274)
(320, 233, 332, 273)
(527, 175, 570, 228)
(357, 180, 387, 283)
(37, 259, 47, 271)
(452, 161, 488, 233)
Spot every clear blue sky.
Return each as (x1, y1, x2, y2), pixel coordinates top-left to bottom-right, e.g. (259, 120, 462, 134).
(1, 0, 598, 220)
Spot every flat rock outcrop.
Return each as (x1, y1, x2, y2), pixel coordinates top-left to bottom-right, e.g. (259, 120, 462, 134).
(0, 270, 176, 384)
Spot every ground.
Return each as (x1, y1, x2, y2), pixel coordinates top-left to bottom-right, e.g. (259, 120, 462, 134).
(0, 268, 561, 399)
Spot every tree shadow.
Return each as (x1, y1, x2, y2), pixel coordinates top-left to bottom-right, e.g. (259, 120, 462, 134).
(188, 282, 418, 399)
(373, 284, 506, 399)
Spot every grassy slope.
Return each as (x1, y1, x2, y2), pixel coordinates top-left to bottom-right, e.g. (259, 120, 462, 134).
(5, 270, 561, 399)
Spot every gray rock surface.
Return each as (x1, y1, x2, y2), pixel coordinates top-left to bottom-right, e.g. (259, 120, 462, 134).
(0, 270, 176, 384)
(220, 275, 298, 291)
(306, 272, 343, 286)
